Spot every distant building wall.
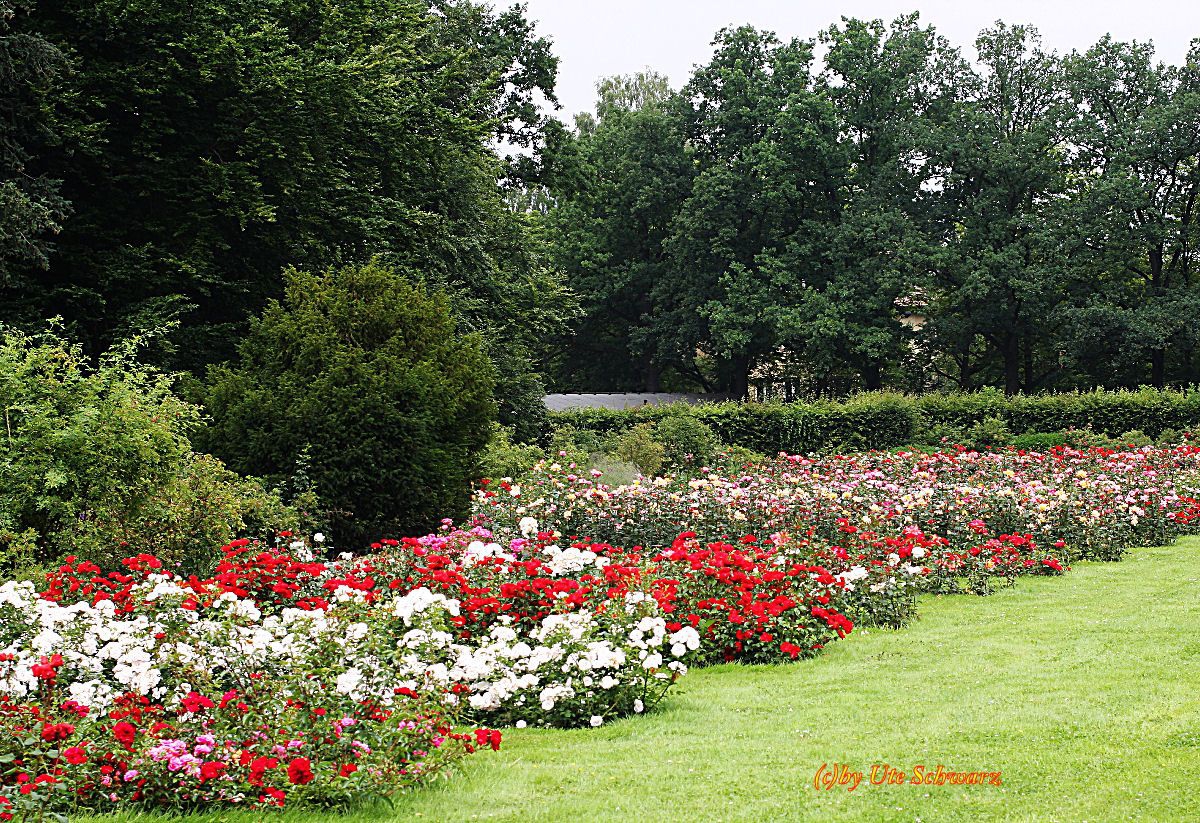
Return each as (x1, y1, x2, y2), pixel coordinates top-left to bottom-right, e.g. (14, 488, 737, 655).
(543, 393, 729, 411)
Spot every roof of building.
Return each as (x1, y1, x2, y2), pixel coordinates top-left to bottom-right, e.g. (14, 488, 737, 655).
(543, 392, 729, 411)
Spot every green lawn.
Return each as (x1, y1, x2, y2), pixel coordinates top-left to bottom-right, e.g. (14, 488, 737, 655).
(90, 539, 1200, 823)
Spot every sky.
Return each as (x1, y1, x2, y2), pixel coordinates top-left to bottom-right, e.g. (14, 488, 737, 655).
(500, 1, 1200, 120)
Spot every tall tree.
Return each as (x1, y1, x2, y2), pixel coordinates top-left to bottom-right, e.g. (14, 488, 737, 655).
(923, 23, 1072, 394)
(1059, 38, 1200, 387)
(542, 70, 693, 391)
(668, 26, 841, 397)
(805, 14, 961, 390)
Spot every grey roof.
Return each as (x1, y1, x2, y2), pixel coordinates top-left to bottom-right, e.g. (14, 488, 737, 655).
(543, 393, 729, 411)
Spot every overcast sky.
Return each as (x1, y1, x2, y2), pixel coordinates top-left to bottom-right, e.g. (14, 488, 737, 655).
(501, 1, 1200, 120)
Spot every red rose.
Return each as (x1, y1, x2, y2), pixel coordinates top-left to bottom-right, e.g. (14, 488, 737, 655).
(286, 757, 314, 785)
(40, 722, 74, 743)
(472, 728, 502, 751)
(248, 756, 278, 786)
(199, 761, 226, 782)
(112, 721, 137, 750)
(31, 654, 63, 682)
(338, 763, 357, 778)
(62, 746, 88, 765)
(181, 692, 215, 714)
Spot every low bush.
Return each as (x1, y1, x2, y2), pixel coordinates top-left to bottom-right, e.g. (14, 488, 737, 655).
(965, 416, 1013, 450)
(1010, 431, 1070, 451)
(609, 423, 665, 477)
(1158, 428, 1186, 445)
(654, 415, 720, 469)
(201, 263, 496, 548)
(552, 388, 1200, 456)
(479, 424, 545, 481)
(0, 327, 300, 576)
(1117, 429, 1154, 447)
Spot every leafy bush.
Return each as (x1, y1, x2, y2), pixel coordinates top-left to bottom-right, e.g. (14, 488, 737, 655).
(1158, 428, 1185, 445)
(919, 421, 968, 447)
(1117, 429, 1154, 447)
(552, 388, 1200, 456)
(965, 416, 1013, 450)
(0, 327, 298, 575)
(654, 415, 720, 468)
(201, 263, 496, 549)
(1062, 428, 1112, 449)
(711, 444, 767, 471)
(479, 424, 545, 480)
(547, 424, 600, 466)
(609, 423, 665, 477)
(1010, 431, 1070, 451)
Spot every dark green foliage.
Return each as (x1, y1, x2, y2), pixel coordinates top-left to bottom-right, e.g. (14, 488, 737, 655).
(654, 415, 720, 468)
(199, 263, 496, 548)
(0, 0, 563, 411)
(554, 389, 1200, 455)
(0, 1, 71, 285)
(0, 326, 300, 575)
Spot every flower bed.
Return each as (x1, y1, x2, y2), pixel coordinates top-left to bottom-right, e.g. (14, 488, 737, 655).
(0, 552, 503, 818)
(472, 445, 1200, 563)
(4, 445, 1200, 818)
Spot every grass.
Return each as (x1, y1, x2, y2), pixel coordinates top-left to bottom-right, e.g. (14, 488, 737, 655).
(87, 539, 1200, 823)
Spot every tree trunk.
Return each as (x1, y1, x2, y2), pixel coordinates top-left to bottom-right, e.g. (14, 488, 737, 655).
(641, 350, 661, 393)
(957, 353, 973, 391)
(862, 362, 883, 392)
(1022, 339, 1034, 393)
(1002, 335, 1021, 396)
(728, 354, 750, 400)
(1151, 348, 1165, 389)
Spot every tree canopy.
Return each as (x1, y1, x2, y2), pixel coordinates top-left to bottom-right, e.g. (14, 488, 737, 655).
(541, 17, 1200, 397)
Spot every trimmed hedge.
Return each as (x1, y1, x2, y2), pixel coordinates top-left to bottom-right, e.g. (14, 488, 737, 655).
(551, 388, 1200, 454)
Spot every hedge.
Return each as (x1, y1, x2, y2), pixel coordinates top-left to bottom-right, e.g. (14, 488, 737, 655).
(551, 388, 1200, 454)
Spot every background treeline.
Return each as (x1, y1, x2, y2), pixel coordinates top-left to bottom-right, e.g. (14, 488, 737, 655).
(538, 17, 1200, 397)
(3, 2, 1200, 567)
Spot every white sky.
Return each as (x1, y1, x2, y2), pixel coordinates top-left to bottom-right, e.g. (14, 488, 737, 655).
(501, 1, 1200, 120)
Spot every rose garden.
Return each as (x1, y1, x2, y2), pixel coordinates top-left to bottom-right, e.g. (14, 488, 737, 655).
(3, 2, 1200, 821)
